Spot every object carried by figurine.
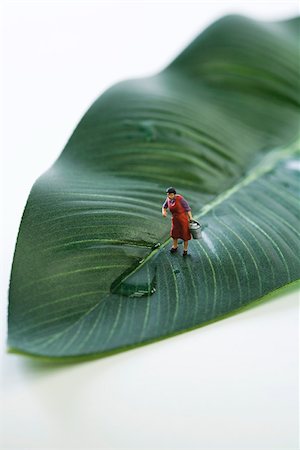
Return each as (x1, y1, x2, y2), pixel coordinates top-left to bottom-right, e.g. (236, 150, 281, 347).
(189, 219, 202, 239)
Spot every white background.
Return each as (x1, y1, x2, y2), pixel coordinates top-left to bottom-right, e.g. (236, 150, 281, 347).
(0, 1, 299, 449)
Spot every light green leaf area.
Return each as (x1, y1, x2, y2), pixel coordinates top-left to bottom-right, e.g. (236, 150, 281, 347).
(8, 15, 300, 360)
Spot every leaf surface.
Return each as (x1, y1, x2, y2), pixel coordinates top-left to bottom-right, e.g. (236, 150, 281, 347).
(8, 14, 300, 359)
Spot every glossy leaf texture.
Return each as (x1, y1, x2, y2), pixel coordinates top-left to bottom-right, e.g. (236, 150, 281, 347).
(8, 14, 300, 359)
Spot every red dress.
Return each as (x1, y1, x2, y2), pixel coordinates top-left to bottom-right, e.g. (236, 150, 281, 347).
(167, 195, 192, 241)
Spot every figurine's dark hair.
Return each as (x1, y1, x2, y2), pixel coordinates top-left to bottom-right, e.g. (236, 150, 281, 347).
(166, 187, 176, 194)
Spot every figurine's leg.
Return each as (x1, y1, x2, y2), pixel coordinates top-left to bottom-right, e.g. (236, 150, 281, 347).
(172, 238, 178, 249)
(183, 240, 188, 251)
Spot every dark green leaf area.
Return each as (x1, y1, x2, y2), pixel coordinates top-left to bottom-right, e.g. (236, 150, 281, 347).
(8, 152, 300, 357)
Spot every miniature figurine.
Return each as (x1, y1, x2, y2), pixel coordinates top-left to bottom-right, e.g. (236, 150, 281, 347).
(161, 187, 193, 256)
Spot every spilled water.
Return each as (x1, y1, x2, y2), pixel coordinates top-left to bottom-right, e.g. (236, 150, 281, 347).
(110, 251, 158, 298)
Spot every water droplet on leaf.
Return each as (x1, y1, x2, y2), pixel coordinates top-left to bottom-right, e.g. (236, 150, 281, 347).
(138, 120, 157, 143)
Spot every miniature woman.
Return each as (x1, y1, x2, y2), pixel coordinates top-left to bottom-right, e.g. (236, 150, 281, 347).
(161, 187, 193, 257)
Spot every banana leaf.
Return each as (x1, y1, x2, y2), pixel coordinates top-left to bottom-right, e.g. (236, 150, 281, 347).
(7, 14, 300, 360)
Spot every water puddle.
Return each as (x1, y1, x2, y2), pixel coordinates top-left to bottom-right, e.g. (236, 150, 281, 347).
(110, 258, 157, 298)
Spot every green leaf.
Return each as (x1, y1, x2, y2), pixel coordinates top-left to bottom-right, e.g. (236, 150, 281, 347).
(7, 14, 300, 360)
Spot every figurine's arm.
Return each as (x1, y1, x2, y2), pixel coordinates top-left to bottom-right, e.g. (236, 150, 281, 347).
(180, 197, 193, 221)
(162, 199, 168, 216)
(187, 210, 193, 221)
